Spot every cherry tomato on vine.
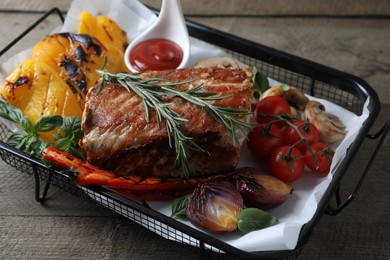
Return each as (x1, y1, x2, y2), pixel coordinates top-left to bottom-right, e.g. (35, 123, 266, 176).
(268, 146, 305, 183)
(283, 120, 320, 153)
(305, 142, 335, 176)
(255, 96, 291, 127)
(247, 123, 284, 160)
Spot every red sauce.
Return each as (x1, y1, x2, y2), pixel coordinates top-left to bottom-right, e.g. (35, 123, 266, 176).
(129, 38, 183, 72)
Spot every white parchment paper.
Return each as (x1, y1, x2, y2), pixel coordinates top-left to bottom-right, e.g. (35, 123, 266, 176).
(0, 0, 370, 252)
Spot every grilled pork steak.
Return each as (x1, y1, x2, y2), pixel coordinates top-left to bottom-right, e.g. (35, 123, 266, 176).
(80, 67, 254, 178)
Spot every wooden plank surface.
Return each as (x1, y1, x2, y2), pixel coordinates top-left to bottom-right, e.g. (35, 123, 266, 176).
(0, 0, 389, 259)
(1, 0, 390, 16)
(142, 0, 390, 16)
(0, 0, 70, 12)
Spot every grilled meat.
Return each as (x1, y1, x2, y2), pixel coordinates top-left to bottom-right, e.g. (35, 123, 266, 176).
(80, 67, 254, 178)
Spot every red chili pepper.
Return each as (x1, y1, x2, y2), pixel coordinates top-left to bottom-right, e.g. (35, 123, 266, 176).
(42, 146, 238, 198)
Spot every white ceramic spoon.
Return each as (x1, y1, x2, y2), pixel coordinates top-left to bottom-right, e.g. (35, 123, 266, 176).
(124, 0, 190, 72)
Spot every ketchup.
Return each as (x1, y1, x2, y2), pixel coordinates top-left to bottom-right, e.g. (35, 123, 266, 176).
(129, 38, 183, 72)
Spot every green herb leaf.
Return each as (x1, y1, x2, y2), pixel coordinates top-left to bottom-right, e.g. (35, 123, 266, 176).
(24, 132, 38, 151)
(96, 80, 104, 95)
(34, 115, 63, 132)
(20, 117, 34, 133)
(54, 137, 72, 151)
(55, 138, 84, 160)
(53, 116, 84, 160)
(29, 140, 48, 157)
(252, 67, 269, 98)
(53, 133, 62, 140)
(237, 208, 278, 234)
(7, 130, 46, 157)
(101, 55, 108, 70)
(0, 100, 84, 159)
(171, 194, 191, 219)
(0, 100, 24, 124)
(61, 116, 82, 139)
(67, 147, 85, 160)
(7, 131, 28, 149)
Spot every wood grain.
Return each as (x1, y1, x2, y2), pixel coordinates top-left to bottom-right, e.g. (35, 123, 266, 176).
(141, 0, 390, 16)
(1, 0, 390, 16)
(0, 1, 389, 259)
(0, 0, 71, 12)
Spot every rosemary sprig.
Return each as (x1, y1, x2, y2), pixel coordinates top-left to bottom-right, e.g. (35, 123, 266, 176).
(160, 84, 251, 144)
(96, 70, 252, 177)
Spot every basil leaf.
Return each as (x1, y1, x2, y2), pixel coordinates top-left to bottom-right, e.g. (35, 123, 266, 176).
(34, 115, 63, 132)
(54, 137, 72, 151)
(171, 194, 191, 219)
(29, 140, 48, 157)
(24, 133, 38, 151)
(61, 116, 83, 140)
(237, 208, 278, 234)
(20, 117, 34, 133)
(0, 101, 83, 159)
(54, 138, 84, 160)
(7, 131, 28, 149)
(53, 133, 62, 140)
(7, 130, 45, 157)
(252, 67, 269, 98)
(66, 146, 85, 160)
(0, 100, 24, 124)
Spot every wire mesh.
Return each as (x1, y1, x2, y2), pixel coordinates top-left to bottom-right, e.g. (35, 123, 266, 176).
(0, 7, 377, 260)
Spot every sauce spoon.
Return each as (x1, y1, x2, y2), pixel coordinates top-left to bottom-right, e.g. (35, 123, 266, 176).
(124, 0, 190, 72)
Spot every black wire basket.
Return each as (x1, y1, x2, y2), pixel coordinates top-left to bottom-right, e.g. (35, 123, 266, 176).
(0, 7, 389, 260)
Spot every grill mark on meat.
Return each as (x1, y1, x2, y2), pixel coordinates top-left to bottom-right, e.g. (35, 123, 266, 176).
(81, 67, 253, 178)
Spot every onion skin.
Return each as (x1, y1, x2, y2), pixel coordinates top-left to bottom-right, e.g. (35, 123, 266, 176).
(186, 181, 244, 233)
(234, 171, 293, 209)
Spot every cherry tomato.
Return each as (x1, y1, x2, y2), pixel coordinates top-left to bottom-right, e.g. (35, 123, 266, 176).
(283, 120, 320, 153)
(268, 146, 305, 183)
(246, 124, 284, 160)
(255, 96, 291, 127)
(305, 142, 335, 176)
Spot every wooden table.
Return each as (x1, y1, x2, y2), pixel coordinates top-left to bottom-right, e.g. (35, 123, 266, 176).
(1, 1, 389, 259)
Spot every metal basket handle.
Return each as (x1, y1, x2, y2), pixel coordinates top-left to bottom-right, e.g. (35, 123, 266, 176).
(325, 121, 390, 215)
(0, 8, 64, 56)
